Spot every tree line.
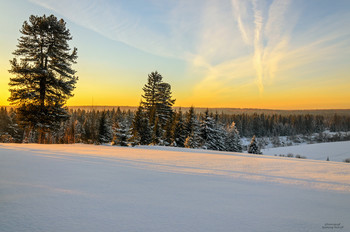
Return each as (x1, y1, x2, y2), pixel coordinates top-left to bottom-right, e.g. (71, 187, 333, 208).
(217, 112, 350, 137)
(1, 103, 350, 148)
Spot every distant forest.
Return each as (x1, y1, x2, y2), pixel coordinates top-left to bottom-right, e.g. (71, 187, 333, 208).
(1, 105, 350, 148)
(65, 106, 350, 117)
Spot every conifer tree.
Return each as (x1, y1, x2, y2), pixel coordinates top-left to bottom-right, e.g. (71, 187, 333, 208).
(200, 109, 219, 150)
(139, 117, 152, 145)
(113, 119, 131, 146)
(98, 112, 112, 144)
(225, 122, 242, 152)
(8, 15, 78, 143)
(141, 71, 175, 139)
(172, 110, 186, 147)
(184, 106, 196, 138)
(81, 114, 94, 143)
(130, 105, 152, 146)
(8, 15, 78, 142)
(74, 119, 84, 143)
(163, 114, 175, 146)
(184, 118, 202, 149)
(130, 105, 143, 145)
(248, 135, 261, 154)
(216, 125, 227, 151)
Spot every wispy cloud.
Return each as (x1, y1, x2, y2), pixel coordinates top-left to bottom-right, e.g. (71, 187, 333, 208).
(29, 0, 187, 59)
(230, 0, 293, 93)
(231, 0, 251, 46)
(30, 0, 350, 102)
(252, 0, 264, 93)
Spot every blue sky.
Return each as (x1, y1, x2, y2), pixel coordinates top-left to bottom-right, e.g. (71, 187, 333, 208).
(1, 0, 350, 109)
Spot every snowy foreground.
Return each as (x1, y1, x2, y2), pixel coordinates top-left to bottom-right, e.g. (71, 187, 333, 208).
(262, 141, 350, 162)
(1, 144, 350, 232)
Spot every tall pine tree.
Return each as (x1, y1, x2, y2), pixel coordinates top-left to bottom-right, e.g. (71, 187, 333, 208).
(8, 15, 78, 143)
(141, 71, 175, 143)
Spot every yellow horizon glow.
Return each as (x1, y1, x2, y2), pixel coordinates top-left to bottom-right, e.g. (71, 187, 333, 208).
(2, 63, 350, 110)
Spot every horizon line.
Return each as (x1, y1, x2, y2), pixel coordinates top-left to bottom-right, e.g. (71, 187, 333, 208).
(2, 105, 350, 111)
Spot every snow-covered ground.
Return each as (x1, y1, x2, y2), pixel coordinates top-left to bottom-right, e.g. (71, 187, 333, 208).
(1, 143, 349, 232)
(262, 141, 350, 162)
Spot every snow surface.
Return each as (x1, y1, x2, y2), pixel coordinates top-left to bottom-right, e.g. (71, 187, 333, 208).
(262, 141, 350, 162)
(1, 143, 350, 232)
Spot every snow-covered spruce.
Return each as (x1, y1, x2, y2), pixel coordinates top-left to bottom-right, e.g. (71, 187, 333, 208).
(248, 135, 262, 154)
(113, 118, 131, 146)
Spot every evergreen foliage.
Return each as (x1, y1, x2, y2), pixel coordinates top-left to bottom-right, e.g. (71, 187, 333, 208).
(200, 110, 220, 150)
(184, 113, 202, 149)
(130, 105, 152, 145)
(113, 119, 131, 146)
(172, 110, 187, 147)
(184, 129, 202, 149)
(0, 107, 22, 142)
(225, 122, 242, 152)
(248, 135, 261, 154)
(163, 115, 175, 146)
(141, 71, 175, 143)
(1, 106, 350, 149)
(184, 106, 196, 138)
(215, 124, 228, 151)
(8, 15, 78, 143)
(152, 117, 162, 145)
(98, 112, 112, 144)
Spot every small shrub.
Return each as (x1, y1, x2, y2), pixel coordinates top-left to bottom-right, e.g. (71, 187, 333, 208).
(295, 154, 306, 159)
(287, 153, 294, 158)
(344, 158, 350, 163)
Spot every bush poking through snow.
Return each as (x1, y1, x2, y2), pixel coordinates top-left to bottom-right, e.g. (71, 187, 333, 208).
(276, 153, 307, 159)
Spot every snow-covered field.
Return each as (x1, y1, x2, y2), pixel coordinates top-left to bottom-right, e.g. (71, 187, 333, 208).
(1, 143, 349, 232)
(262, 141, 350, 162)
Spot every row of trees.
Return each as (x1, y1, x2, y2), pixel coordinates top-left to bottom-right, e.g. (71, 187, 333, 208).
(2, 102, 350, 150)
(0, 105, 244, 151)
(217, 113, 350, 137)
(3, 104, 349, 144)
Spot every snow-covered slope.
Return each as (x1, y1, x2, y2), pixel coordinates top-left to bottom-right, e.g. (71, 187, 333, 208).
(1, 143, 349, 232)
(262, 141, 350, 162)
